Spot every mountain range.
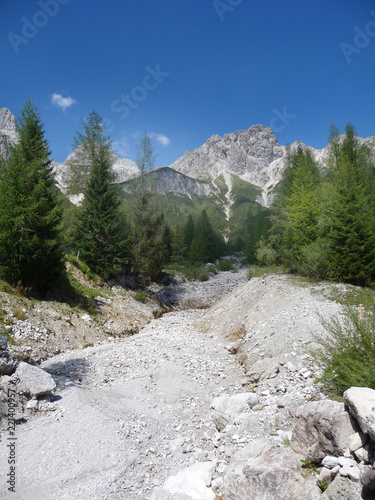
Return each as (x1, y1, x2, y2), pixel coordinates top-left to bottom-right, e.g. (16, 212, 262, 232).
(1, 107, 374, 216)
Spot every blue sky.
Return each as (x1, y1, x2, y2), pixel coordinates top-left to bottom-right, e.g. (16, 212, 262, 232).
(1, 0, 375, 166)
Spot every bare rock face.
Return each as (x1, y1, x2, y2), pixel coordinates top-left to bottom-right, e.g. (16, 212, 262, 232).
(292, 400, 358, 462)
(0, 108, 18, 158)
(170, 125, 284, 190)
(223, 447, 321, 500)
(344, 387, 375, 441)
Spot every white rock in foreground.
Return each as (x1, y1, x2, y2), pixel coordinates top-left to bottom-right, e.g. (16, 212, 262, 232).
(344, 387, 375, 441)
(15, 362, 56, 397)
(150, 461, 216, 500)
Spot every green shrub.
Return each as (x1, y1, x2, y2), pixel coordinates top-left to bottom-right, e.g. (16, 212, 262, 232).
(197, 271, 209, 282)
(217, 259, 234, 271)
(255, 239, 277, 267)
(312, 306, 375, 397)
(133, 290, 149, 302)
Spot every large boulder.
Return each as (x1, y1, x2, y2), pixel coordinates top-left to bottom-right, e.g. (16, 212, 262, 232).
(344, 387, 375, 441)
(321, 474, 362, 499)
(292, 400, 357, 462)
(0, 350, 16, 375)
(15, 362, 56, 397)
(223, 447, 321, 500)
(211, 392, 259, 430)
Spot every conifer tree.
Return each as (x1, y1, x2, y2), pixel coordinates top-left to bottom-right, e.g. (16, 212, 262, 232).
(171, 224, 187, 260)
(320, 123, 375, 284)
(74, 111, 129, 277)
(183, 215, 195, 252)
(189, 209, 221, 262)
(131, 132, 169, 281)
(0, 99, 63, 291)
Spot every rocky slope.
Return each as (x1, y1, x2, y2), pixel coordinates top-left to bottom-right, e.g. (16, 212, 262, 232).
(120, 167, 214, 197)
(0, 108, 18, 158)
(2, 272, 374, 499)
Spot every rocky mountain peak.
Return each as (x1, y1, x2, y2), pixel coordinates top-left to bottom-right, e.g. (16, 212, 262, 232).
(169, 124, 284, 204)
(0, 108, 18, 158)
(0, 108, 17, 133)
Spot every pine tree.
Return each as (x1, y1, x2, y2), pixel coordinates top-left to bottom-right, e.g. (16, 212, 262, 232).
(0, 100, 63, 291)
(183, 215, 195, 252)
(131, 132, 169, 281)
(73, 112, 129, 277)
(189, 209, 221, 262)
(321, 123, 375, 284)
(66, 111, 115, 195)
(172, 224, 187, 260)
(269, 144, 321, 269)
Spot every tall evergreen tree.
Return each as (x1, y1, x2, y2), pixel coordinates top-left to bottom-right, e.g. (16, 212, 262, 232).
(183, 215, 195, 251)
(74, 111, 129, 278)
(131, 132, 169, 281)
(269, 144, 321, 268)
(66, 111, 115, 195)
(320, 123, 375, 284)
(0, 100, 62, 291)
(189, 209, 221, 262)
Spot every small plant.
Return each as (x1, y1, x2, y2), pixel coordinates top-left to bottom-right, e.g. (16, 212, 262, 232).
(282, 435, 291, 446)
(12, 307, 26, 321)
(133, 290, 149, 302)
(319, 482, 328, 492)
(300, 459, 321, 477)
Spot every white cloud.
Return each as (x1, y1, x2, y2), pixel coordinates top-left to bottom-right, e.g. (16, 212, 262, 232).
(150, 133, 170, 146)
(113, 135, 130, 158)
(51, 93, 76, 112)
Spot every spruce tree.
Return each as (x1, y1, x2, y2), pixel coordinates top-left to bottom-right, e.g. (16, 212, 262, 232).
(74, 112, 129, 278)
(131, 132, 169, 282)
(0, 99, 63, 291)
(183, 215, 195, 252)
(321, 123, 375, 284)
(189, 209, 220, 262)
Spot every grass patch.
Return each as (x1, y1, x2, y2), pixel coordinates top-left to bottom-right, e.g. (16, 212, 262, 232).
(66, 254, 96, 280)
(248, 264, 286, 279)
(132, 290, 149, 302)
(12, 307, 26, 321)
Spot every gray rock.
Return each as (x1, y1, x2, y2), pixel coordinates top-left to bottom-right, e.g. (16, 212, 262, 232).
(322, 456, 340, 469)
(0, 351, 16, 375)
(292, 399, 357, 462)
(361, 467, 375, 491)
(0, 334, 8, 351)
(211, 393, 259, 430)
(318, 467, 334, 486)
(223, 447, 321, 500)
(321, 474, 362, 499)
(349, 431, 368, 452)
(245, 357, 280, 383)
(344, 387, 375, 441)
(15, 361, 56, 397)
